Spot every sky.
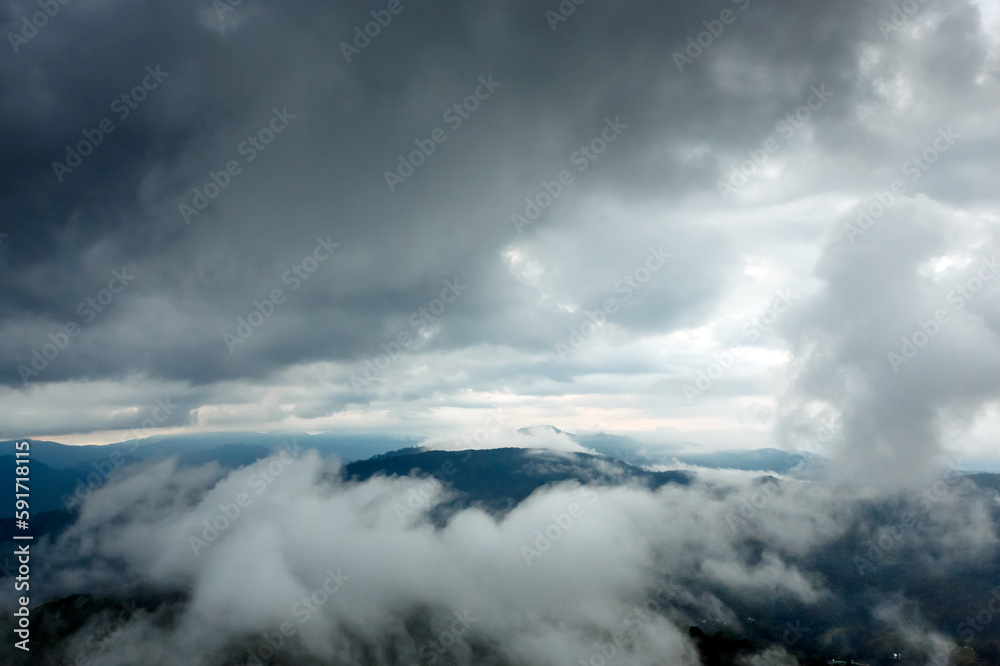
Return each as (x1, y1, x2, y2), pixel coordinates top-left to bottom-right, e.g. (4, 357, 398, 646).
(2, 0, 999, 481)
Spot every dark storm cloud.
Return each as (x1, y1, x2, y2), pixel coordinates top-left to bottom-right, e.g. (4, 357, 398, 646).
(0, 0, 909, 386)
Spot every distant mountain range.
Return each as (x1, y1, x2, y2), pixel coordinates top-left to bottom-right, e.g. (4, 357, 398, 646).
(5, 425, 993, 519)
(0, 433, 420, 518)
(0, 428, 802, 519)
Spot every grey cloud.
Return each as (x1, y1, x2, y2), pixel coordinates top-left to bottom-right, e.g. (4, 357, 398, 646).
(776, 196, 1000, 486)
(4, 0, 978, 385)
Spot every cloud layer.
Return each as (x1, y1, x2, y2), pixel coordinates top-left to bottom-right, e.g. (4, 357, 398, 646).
(5, 449, 997, 664)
